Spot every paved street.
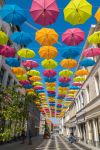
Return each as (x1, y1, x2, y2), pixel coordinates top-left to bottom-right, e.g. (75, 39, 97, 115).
(0, 135, 92, 150)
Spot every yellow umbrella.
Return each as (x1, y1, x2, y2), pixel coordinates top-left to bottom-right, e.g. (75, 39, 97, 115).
(29, 76, 42, 81)
(88, 31, 100, 44)
(64, 0, 92, 25)
(46, 82, 56, 87)
(0, 31, 8, 45)
(33, 82, 43, 86)
(68, 90, 77, 94)
(16, 75, 27, 81)
(58, 90, 67, 95)
(95, 7, 100, 22)
(58, 87, 69, 91)
(12, 67, 26, 75)
(73, 76, 86, 82)
(35, 28, 59, 46)
(38, 46, 58, 59)
(41, 59, 58, 69)
(17, 48, 35, 58)
(75, 69, 89, 76)
(60, 59, 77, 69)
(27, 70, 40, 76)
(26, 89, 34, 93)
(59, 69, 73, 77)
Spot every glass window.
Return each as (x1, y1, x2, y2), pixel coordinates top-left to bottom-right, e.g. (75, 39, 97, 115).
(94, 72, 99, 95)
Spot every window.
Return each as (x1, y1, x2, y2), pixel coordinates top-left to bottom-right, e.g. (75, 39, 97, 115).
(86, 85, 90, 103)
(94, 73, 99, 95)
(81, 91, 84, 107)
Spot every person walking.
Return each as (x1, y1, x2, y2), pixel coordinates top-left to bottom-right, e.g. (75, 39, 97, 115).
(21, 129, 26, 144)
(28, 130, 32, 145)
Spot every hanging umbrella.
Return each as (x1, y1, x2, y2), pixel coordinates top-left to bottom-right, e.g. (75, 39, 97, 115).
(41, 59, 57, 69)
(24, 84, 33, 89)
(70, 86, 80, 90)
(0, 4, 26, 25)
(27, 70, 40, 76)
(0, 45, 16, 57)
(59, 83, 70, 87)
(34, 86, 44, 90)
(63, 0, 92, 25)
(5, 58, 20, 67)
(17, 48, 35, 58)
(46, 86, 56, 91)
(80, 58, 96, 67)
(35, 28, 58, 46)
(11, 67, 26, 75)
(59, 77, 71, 83)
(61, 59, 77, 69)
(33, 82, 43, 86)
(58, 87, 69, 91)
(95, 8, 100, 22)
(62, 28, 85, 46)
(30, 0, 59, 26)
(75, 69, 89, 76)
(44, 77, 56, 82)
(29, 76, 42, 81)
(43, 70, 56, 78)
(48, 91, 56, 94)
(73, 77, 86, 82)
(82, 47, 100, 57)
(72, 82, 83, 86)
(36, 90, 44, 93)
(46, 83, 56, 87)
(10, 31, 32, 45)
(88, 31, 100, 44)
(59, 69, 73, 77)
(0, 31, 8, 45)
(48, 93, 56, 97)
(16, 75, 27, 81)
(22, 60, 39, 69)
(39, 46, 58, 59)
(19, 80, 30, 85)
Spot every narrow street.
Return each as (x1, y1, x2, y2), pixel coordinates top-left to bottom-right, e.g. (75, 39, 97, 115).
(0, 135, 92, 150)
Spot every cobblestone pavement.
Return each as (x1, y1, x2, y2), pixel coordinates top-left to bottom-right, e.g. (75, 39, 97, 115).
(0, 135, 92, 150)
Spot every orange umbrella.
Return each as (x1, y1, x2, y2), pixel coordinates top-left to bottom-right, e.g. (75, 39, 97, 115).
(46, 82, 56, 87)
(75, 69, 89, 76)
(58, 87, 69, 91)
(60, 59, 77, 69)
(11, 67, 26, 75)
(29, 76, 42, 81)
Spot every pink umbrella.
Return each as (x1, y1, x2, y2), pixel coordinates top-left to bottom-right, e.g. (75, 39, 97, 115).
(30, 0, 59, 26)
(58, 94, 65, 98)
(59, 77, 71, 83)
(34, 86, 44, 90)
(19, 80, 30, 85)
(57, 104, 62, 107)
(82, 47, 100, 57)
(22, 60, 39, 69)
(0, 45, 16, 57)
(62, 28, 85, 46)
(48, 91, 56, 94)
(43, 70, 56, 78)
(72, 82, 83, 86)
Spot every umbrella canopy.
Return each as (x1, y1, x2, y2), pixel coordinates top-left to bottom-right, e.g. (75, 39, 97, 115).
(10, 31, 32, 45)
(43, 70, 56, 78)
(17, 48, 35, 58)
(36, 90, 44, 93)
(64, 0, 92, 25)
(44, 77, 56, 82)
(46, 86, 56, 91)
(11, 67, 26, 75)
(5, 58, 20, 67)
(80, 58, 96, 67)
(48, 93, 56, 97)
(0, 45, 16, 57)
(19, 80, 30, 85)
(59, 83, 70, 87)
(0, 31, 8, 45)
(58, 87, 69, 91)
(24, 84, 33, 89)
(82, 47, 100, 57)
(62, 28, 85, 46)
(88, 31, 100, 44)
(70, 86, 80, 90)
(61, 59, 77, 69)
(41, 59, 57, 69)
(46, 82, 56, 87)
(16, 75, 27, 81)
(62, 47, 80, 59)
(47, 91, 56, 94)
(72, 82, 83, 86)
(39, 46, 58, 59)
(59, 69, 73, 77)
(75, 69, 89, 76)
(22, 60, 39, 69)
(95, 8, 100, 22)
(35, 28, 58, 46)
(34, 86, 44, 90)
(73, 77, 86, 82)
(29, 76, 42, 81)
(30, 0, 59, 26)
(33, 82, 43, 86)
(59, 77, 71, 83)
(0, 4, 26, 25)
(27, 70, 40, 76)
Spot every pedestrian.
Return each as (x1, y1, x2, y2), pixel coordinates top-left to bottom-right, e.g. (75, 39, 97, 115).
(68, 132, 77, 144)
(21, 129, 26, 144)
(28, 130, 32, 145)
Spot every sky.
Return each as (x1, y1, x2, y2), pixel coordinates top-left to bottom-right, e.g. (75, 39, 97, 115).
(5, 0, 100, 123)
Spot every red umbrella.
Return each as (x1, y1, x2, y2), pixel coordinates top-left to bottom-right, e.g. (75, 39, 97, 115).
(62, 28, 85, 46)
(34, 86, 44, 90)
(47, 91, 56, 94)
(59, 77, 71, 83)
(30, 0, 59, 26)
(0, 45, 16, 57)
(82, 47, 100, 57)
(72, 82, 83, 86)
(22, 60, 39, 69)
(19, 80, 30, 85)
(43, 70, 56, 78)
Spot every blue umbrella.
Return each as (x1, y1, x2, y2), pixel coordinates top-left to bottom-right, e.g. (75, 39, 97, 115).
(80, 58, 96, 67)
(0, 5, 26, 25)
(62, 47, 80, 59)
(44, 77, 56, 82)
(48, 94, 56, 97)
(49, 103, 55, 106)
(5, 58, 20, 67)
(23, 84, 33, 89)
(10, 31, 32, 45)
(59, 83, 70, 87)
(70, 86, 80, 90)
(65, 98, 74, 101)
(36, 90, 44, 93)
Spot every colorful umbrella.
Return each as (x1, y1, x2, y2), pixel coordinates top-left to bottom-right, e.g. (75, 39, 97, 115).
(10, 31, 32, 45)
(95, 8, 100, 22)
(16, 75, 27, 81)
(35, 28, 58, 46)
(43, 70, 56, 78)
(72, 82, 83, 86)
(22, 60, 39, 69)
(39, 46, 58, 59)
(64, 0, 92, 25)
(36, 90, 44, 93)
(88, 31, 100, 44)
(70, 86, 80, 90)
(42, 59, 57, 69)
(75, 69, 89, 76)
(73, 77, 86, 82)
(48, 93, 56, 97)
(11, 67, 26, 75)
(19, 80, 30, 85)
(59, 77, 71, 83)
(5, 58, 20, 67)
(80, 58, 96, 67)
(30, 0, 59, 26)
(59, 69, 73, 77)
(44, 77, 56, 82)
(34, 86, 44, 90)
(29, 76, 42, 81)
(24, 84, 33, 89)
(27, 70, 40, 76)
(82, 47, 100, 57)
(17, 48, 35, 58)
(59, 83, 70, 87)
(46, 86, 56, 91)
(47, 91, 56, 94)
(58, 87, 69, 91)
(0, 4, 26, 25)
(46, 82, 56, 87)
(0, 31, 8, 45)
(33, 82, 43, 86)
(61, 59, 77, 69)
(0, 45, 16, 57)
(62, 28, 85, 46)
